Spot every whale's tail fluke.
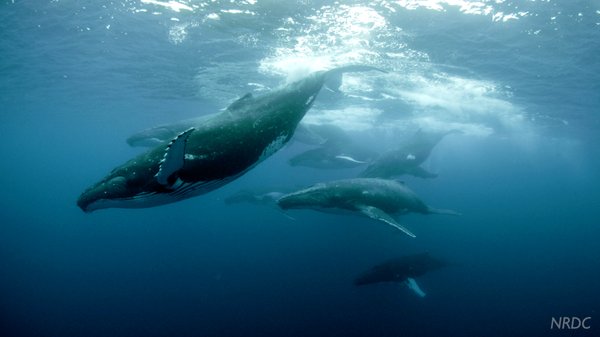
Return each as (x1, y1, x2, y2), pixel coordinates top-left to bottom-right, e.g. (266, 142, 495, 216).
(324, 65, 387, 92)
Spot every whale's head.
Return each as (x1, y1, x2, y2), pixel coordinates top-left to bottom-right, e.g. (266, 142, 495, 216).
(77, 158, 164, 213)
(77, 175, 140, 213)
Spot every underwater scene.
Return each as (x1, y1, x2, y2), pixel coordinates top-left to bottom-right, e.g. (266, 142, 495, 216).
(1, 1, 599, 336)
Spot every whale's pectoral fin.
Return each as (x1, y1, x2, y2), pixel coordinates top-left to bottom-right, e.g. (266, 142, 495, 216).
(155, 128, 195, 186)
(356, 205, 416, 238)
(405, 277, 427, 298)
(334, 155, 368, 164)
(410, 166, 438, 178)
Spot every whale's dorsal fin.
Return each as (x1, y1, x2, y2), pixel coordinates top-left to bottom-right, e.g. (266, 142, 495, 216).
(227, 93, 253, 111)
(356, 205, 416, 238)
(155, 128, 195, 186)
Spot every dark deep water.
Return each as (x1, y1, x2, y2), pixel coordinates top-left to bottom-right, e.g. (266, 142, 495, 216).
(1, 1, 599, 336)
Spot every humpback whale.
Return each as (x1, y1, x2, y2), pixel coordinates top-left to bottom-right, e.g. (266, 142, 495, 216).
(354, 253, 446, 297)
(126, 114, 216, 148)
(288, 141, 376, 169)
(77, 66, 385, 212)
(288, 124, 377, 169)
(359, 129, 460, 179)
(224, 189, 287, 206)
(276, 178, 460, 238)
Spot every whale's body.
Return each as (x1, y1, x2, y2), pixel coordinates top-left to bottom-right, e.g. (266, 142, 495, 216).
(360, 129, 460, 179)
(78, 66, 383, 212)
(288, 124, 377, 169)
(354, 253, 446, 297)
(277, 178, 460, 238)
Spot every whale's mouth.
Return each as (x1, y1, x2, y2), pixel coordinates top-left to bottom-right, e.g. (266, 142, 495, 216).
(78, 174, 234, 213)
(78, 196, 150, 213)
(78, 198, 114, 213)
(77, 190, 176, 213)
(77, 198, 94, 213)
(77, 176, 130, 213)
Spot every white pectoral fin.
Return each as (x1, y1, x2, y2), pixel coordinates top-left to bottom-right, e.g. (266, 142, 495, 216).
(334, 155, 368, 164)
(278, 210, 297, 221)
(356, 205, 416, 238)
(405, 277, 426, 298)
(155, 128, 195, 186)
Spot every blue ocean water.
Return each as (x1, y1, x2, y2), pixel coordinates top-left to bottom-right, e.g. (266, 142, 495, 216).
(1, 1, 599, 336)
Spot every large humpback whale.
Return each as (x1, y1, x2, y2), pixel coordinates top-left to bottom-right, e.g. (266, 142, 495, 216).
(276, 178, 460, 238)
(354, 253, 446, 297)
(359, 129, 460, 179)
(77, 66, 384, 212)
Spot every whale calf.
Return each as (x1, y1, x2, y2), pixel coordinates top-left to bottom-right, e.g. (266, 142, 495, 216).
(276, 178, 459, 238)
(126, 114, 217, 148)
(360, 129, 460, 179)
(77, 66, 385, 212)
(354, 253, 446, 297)
(288, 124, 377, 169)
(224, 189, 287, 206)
(288, 142, 376, 169)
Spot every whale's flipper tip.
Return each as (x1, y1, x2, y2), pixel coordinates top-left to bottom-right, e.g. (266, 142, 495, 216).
(324, 65, 388, 92)
(410, 166, 439, 178)
(155, 128, 195, 186)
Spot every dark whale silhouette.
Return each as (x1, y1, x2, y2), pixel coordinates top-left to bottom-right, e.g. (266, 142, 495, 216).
(354, 252, 447, 297)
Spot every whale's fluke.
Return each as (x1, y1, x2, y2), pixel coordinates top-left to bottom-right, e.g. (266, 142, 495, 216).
(324, 65, 387, 92)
